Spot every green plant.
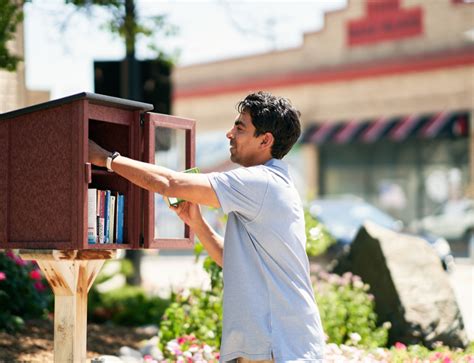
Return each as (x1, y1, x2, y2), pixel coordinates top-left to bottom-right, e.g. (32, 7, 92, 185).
(305, 208, 336, 257)
(313, 269, 390, 348)
(0, 250, 52, 331)
(387, 341, 474, 362)
(89, 284, 170, 325)
(157, 242, 223, 350)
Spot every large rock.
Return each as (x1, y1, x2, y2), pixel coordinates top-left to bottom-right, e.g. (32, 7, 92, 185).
(334, 221, 468, 348)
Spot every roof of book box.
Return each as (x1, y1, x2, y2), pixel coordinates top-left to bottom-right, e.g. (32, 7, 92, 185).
(0, 92, 154, 120)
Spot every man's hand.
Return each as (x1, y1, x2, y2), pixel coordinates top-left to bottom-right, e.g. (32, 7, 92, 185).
(171, 201, 204, 229)
(88, 140, 110, 168)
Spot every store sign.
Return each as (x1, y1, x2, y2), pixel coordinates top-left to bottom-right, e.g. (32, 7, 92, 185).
(347, 0, 423, 46)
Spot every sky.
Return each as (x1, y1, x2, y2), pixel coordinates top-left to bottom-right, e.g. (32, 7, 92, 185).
(23, 0, 347, 99)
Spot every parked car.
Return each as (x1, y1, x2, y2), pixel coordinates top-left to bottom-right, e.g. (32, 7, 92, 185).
(411, 199, 474, 242)
(309, 197, 455, 272)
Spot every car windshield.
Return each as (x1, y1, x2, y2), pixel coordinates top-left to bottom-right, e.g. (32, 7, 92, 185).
(310, 199, 397, 241)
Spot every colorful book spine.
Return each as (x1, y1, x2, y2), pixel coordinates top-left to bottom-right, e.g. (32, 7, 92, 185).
(109, 194, 116, 244)
(87, 189, 97, 244)
(104, 190, 111, 243)
(116, 194, 124, 244)
(98, 190, 105, 244)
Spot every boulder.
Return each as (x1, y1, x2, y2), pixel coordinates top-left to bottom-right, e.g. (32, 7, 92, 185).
(334, 221, 468, 348)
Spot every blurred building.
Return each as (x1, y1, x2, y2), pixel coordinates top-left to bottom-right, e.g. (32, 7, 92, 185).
(172, 0, 474, 229)
(0, 21, 49, 113)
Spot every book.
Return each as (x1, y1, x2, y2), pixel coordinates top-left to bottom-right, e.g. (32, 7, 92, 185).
(116, 194, 124, 244)
(97, 190, 106, 244)
(109, 194, 116, 243)
(87, 189, 97, 244)
(165, 167, 200, 207)
(104, 190, 111, 243)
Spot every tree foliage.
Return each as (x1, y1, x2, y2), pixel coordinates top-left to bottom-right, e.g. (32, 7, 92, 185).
(64, 0, 178, 59)
(0, 0, 178, 71)
(0, 0, 27, 71)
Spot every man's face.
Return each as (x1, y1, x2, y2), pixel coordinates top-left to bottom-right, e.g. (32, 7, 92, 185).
(226, 112, 264, 167)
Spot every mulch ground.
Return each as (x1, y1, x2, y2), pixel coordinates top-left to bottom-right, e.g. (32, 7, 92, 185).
(0, 319, 154, 362)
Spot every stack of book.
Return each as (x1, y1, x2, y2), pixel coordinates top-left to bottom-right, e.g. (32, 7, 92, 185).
(87, 189, 125, 244)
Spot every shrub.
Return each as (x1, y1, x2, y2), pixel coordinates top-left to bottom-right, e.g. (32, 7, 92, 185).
(0, 250, 52, 331)
(158, 248, 223, 351)
(313, 269, 390, 348)
(387, 341, 474, 363)
(89, 284, 170, 326)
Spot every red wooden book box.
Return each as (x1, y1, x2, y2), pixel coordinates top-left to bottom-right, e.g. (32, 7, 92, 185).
(0, 92, 195, 250)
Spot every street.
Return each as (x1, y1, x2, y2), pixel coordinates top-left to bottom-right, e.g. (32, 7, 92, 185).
(449, 259, 474, 341)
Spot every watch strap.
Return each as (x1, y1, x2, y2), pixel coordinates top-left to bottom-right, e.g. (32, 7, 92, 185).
(106, 152, 121, 172)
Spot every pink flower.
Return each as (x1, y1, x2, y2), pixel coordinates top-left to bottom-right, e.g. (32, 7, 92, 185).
(177, 337, 186, 345)
(0, 271, 6, 281)
(34, 281, 47, 292)
(15, 256, 27, 266)
(443, 357, 452, 363)
(5, 250, 15, 259)
(29, 269, 42, 280)
(394, 342, 406, 350)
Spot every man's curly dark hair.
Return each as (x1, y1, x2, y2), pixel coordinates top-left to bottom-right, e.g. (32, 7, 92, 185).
(237, 91, 301, 159)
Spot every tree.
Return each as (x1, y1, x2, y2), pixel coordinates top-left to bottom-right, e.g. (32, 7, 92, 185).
(0, 0, 27, 71)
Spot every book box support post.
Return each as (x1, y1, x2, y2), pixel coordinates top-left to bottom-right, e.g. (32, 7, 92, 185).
(19, 249, 117, 363)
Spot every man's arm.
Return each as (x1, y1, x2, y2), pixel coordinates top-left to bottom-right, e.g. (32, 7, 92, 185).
(88, 140, 220, 208)
(173, 202, 223, 267)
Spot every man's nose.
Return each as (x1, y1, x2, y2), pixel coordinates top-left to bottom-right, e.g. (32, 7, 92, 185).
(226, 129, 233, 139)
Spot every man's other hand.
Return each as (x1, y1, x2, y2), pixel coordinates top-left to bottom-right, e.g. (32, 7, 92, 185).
(171, 201, 204, 229)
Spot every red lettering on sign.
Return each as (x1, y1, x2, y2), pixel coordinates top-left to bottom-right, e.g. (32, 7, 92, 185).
(347, 0, 423, 46)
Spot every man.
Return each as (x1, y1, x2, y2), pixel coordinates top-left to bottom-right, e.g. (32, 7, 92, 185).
(88, 91, 325, 362)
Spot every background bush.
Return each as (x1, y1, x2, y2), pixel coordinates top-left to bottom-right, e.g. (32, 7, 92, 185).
(0, 250, 52, 331)
(158, 251, 223, 350)
(88, 259, 170, 326)
(313, 268, 390, 348)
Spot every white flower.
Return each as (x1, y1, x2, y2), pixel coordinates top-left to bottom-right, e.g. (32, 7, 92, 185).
(309, 227, 321, 239)
(166, 340, 180, 352)
(349, 332, 362, 343)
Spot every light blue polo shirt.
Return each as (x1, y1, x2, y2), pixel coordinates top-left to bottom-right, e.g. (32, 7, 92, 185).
(208, 159, 325, 363)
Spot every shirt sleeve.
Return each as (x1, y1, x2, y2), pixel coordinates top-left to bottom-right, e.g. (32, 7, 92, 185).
(207, 167, 269, 222)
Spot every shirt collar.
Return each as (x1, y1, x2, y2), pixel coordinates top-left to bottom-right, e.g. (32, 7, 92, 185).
(265, 158, 287, 171)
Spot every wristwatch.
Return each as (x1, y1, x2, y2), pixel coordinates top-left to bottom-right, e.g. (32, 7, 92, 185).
(106, 151, 121, 172)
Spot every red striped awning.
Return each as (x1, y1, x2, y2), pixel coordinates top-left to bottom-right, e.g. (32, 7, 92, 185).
(419, 111, 451, 138)
(333, 119, 366, 144)
(300, 110, 467, 145)
(308, 121, 341, 144)
(361, 116, 391, 143)
(389, 114, 423, 141)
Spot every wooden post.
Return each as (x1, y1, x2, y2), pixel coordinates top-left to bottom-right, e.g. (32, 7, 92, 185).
(19, 250, 117, 363)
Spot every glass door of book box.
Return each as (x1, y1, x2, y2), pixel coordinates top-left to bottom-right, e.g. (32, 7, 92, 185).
(143, 113, 196, 249)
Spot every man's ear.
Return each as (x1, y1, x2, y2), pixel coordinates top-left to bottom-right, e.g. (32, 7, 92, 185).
(260, 132, 274, 150)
